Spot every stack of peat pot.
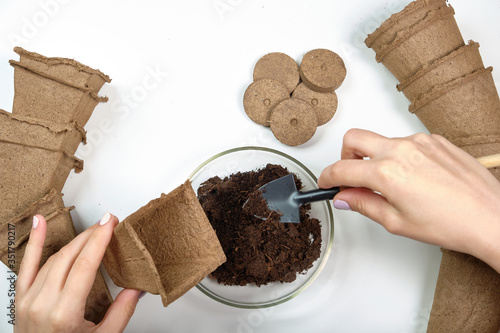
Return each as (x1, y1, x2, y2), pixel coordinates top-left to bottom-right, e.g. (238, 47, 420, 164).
(365, 0, 500, 332)
(0, 48, 112, 324)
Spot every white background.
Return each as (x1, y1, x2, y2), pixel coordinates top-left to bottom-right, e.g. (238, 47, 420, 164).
(0, 0, 499, 332)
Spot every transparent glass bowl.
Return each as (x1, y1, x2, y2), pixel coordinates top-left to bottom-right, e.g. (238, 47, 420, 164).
(188, 146, 334, 308)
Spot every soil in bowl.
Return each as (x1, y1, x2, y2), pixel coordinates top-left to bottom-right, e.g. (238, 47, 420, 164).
(197, 163, 322, 286)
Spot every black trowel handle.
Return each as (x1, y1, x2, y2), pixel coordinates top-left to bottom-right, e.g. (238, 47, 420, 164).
(293, 187, 341, 206)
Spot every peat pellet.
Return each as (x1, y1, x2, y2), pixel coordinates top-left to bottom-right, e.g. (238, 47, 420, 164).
(270, 98, 318, 146)
(253, 52, 300, 94)
(243, 78, 289, 126)
(292, 82, 337, 126)
(300, 49, 346, 92)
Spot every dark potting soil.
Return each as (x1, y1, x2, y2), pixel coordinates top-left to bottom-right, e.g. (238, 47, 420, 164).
(197, 163, 322, 286)
(243, 187, 284, 222)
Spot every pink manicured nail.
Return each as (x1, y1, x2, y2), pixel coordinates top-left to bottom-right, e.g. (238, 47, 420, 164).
(99, 213, 111, 226)
(333, 200, 351, 211)
(33, 216, 39, 229)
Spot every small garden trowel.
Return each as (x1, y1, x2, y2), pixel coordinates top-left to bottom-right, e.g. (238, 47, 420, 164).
(243, 153, 500, 223)
(245, 174, 340, 223)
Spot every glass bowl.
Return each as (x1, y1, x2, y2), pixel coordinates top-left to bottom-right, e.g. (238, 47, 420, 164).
(188, 146, 334, 309)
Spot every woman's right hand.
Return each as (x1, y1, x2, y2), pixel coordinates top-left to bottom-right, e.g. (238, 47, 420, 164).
(318, 129, 500, 273)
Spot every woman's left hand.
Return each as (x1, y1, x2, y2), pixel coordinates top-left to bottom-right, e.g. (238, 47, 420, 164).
(14, 213, 141, 333)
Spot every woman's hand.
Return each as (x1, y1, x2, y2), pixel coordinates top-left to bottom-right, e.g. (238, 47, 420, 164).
(15, 213, 141, 333)
(319, 129, 500, 273)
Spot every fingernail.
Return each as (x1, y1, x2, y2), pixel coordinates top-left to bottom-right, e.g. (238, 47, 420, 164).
(33, 216, 39, 229)
(99, 212, 111, 226)
(333, 200, 351, 211)
(138, 291, 147, 299)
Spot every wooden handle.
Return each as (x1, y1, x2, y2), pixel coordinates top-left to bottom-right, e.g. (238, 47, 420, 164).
(477, 153, 500, 169)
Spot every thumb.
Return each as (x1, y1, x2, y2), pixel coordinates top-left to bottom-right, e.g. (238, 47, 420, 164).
(97, 289, 141, 332)
(333, 188, 395, 226)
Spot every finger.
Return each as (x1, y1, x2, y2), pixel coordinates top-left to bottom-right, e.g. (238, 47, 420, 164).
(26, 223, 99, 304)
(16, 215, 47, 296)
(318, 159, 380, 190)
(341, 129, 389, 160)
(21, 253, 55, 302)
(96, 289, 141, 333)
(35, 223, 99, 295)
(333, 188, 399, 229)
(62, 213, 118, 308)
